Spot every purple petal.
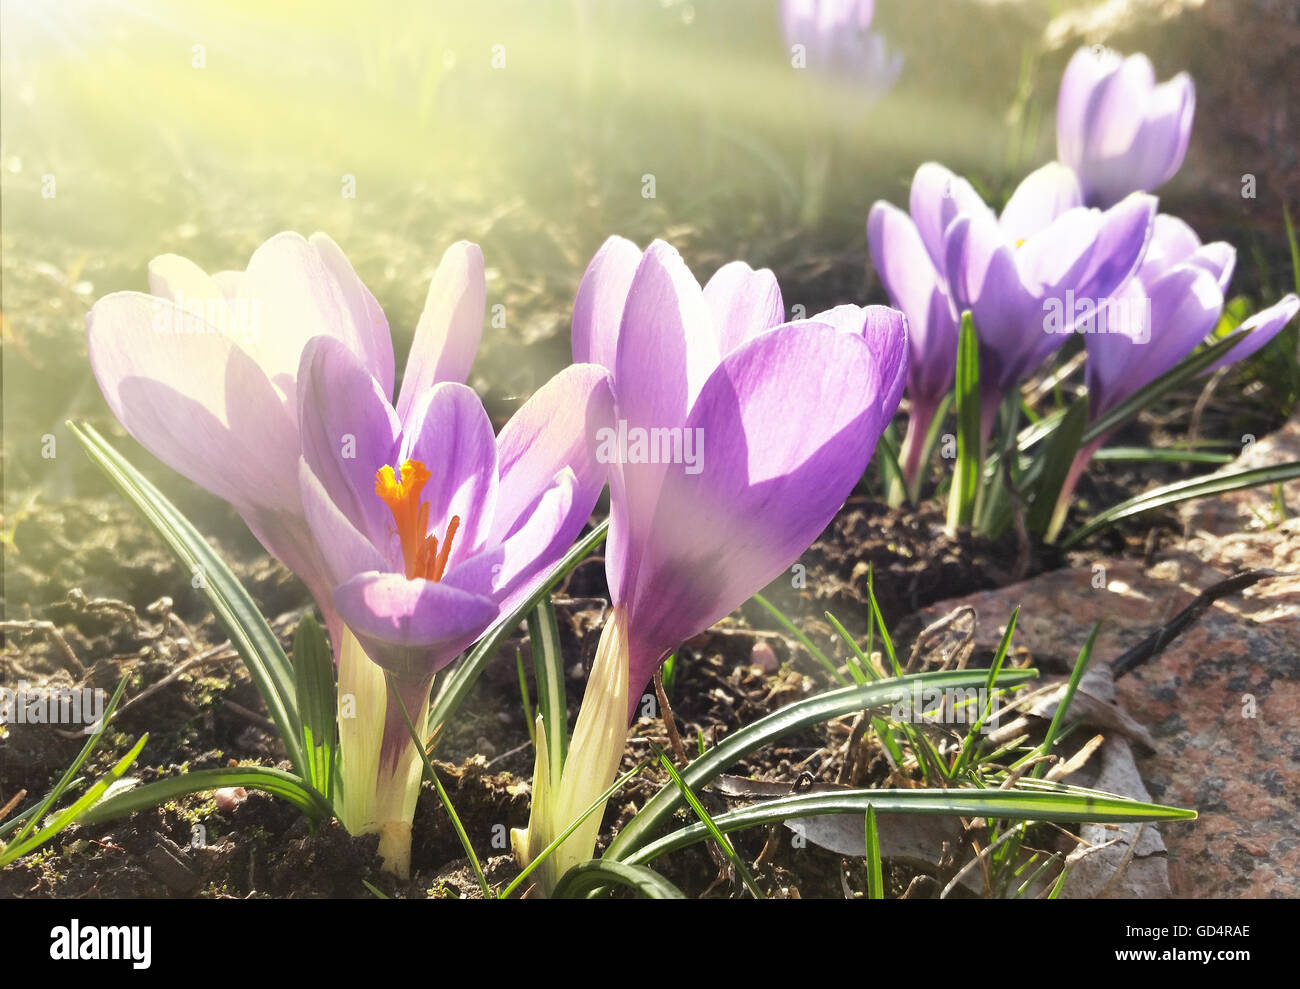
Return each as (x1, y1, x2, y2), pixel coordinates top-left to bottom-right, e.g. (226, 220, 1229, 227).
(942, 214, 1045, 391)
(297, 457, 389, 588)
(867, 201, 959, 401)
(1203, 294, 1300, 375)
(998, 163, 1083, 244)
(1072, 194, 1158, 302)
(619, 323, 886, 698)
(1085, 267, 1223, 417)
(86, 291, 299, 513)
(443, 468, 583, 616)
(394, 241, 485, 422)
(309, 232, 395, 400)
(1057, 47, 1123, 171)
(399, 382, 500, 565)
(910, 162, 994, 269)
(492, 363, 615, 544)
(297, 336, 403, 552)
(571, 235, 642, 371)
(334, 572, 498, 677)
(608, 240, 720, 602)
(237, 231, 384, 404)
(810, 304, 908, 420)
(702, 260, 785, 357)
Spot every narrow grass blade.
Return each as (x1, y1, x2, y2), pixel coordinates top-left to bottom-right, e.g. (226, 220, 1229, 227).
(1286, 204, 1300, 295)
(622, 787, 1196, 866)
(864, 805, 883, 899)
(550, 860, 685, 900)
(753, 593, 846, 685)
(826, 611, 877, 683)
(602, 668, 1038, 862)
(528, 595, 567, 782)
(876, 423, 906, 506)
(947, 311, 981, 530)
(1032, 622, 1099, 778)
(1062, 462, 1300, 547)
(866, 566, 901, 677)
(80, 765, 332, 824)
(292, 614, 337, 802)
(1, 734, 149, 866)
(1092, 447, 1234, 465)
(1025, 397, 1087, 535)
(1080, 331, 1248, 446)
(11, 673, 129, 846)
(502, 763, 645, 899)
(68, 421, 307, 777)
(427, 521, 607, 743)
(515, 650, 536, 748)
(650, 743, 764, 899)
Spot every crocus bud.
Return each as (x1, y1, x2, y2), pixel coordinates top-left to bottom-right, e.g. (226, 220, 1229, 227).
(1056, 47, 1195, 208)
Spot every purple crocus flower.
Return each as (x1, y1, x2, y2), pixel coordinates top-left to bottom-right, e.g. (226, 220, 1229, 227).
(867, 163, 975, 487)
(514, 236, 906, 890)
(780, 0, 902, 102)
(296, 337, 614, 874)
(86, 233, 482, 650)
(1045, 216, 1300, 539)
(939, 162, 1157, 437)
(1057, 47, 1195, 208)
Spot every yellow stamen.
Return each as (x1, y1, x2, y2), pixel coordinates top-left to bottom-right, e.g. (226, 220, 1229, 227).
(374, 459, 461, 581)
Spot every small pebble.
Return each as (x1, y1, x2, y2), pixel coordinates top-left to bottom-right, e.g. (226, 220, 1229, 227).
(750, 640, 779, 674)
(214, 786, 248, 812)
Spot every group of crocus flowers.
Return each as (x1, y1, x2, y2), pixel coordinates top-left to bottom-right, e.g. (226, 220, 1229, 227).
(84, 41, 1296, 890)
(87, 230, 905, 884)
(870, 45, 1297, 523)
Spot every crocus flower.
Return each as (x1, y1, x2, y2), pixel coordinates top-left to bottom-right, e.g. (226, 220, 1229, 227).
(1057, 47, 1195, 208)
(938, 161, 1157, 437)
(867, 163, 975, 488)
(296, 337, 614, 875)
(780, 0, 903, 103)
(513, 236, 907, 892)
(1045, 216, 1300, 540)
(86, 233, 482, 650)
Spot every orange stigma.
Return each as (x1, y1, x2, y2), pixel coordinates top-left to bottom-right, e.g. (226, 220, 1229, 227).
(374, 459, 461, 581)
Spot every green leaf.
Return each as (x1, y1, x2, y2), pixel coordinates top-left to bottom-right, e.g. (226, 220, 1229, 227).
(1091, 447, 1233, 465)
(1, 734, 149, 866)
(1025, 396, 1087, 535)
(9, 673, 130, 846)
(67, 421, 308, 778)
(650, 743, 763, 899)
(947, 311, 982, 530)
(753, 593, 846, 685)
(292, 614, 338, 802)
(876, 423, 907, 507)
(602, 668, 1038, 862)
(79, 765, 332, 825)
(501, 762, 646, 899)
(426, 521, 607, 744)
(864, 805, 883, 899)
(1033, 622, 1099, 778)
(1062, 461, 1300, 548)
(551, 860, 685, 899)
(622, 787, 1196, 866)
(1285, 203, 1300, 296)
(528, 595, 567, 780)
(1080, 331, 1249, 447)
